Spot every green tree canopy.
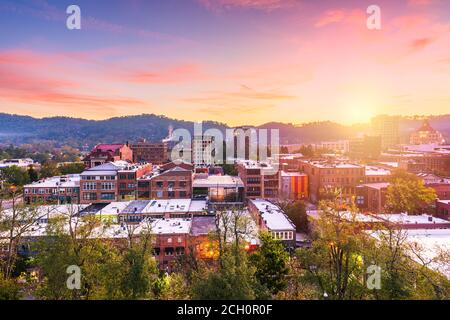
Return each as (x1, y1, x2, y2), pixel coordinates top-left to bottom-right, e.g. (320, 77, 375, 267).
(385, 169, 437, 214)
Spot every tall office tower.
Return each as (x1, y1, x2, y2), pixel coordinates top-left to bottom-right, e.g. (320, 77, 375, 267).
(192, 135, 215, 166)
(371, 115, 400, 150)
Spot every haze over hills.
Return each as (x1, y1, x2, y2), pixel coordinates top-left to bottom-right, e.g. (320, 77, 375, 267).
(0, 113, 449, 148)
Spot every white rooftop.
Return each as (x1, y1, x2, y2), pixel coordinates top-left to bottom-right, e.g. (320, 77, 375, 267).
(24, 174, 80, 188)
(302, 160, 362, 169)
(374, 213, 450, 225)
(96, 202, 131, 216)
(250, 199, 296, 231)
(365, 165, 391, 176)
(193, 175, 244, 188)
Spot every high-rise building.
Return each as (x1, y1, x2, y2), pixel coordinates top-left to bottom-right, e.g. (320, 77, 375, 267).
(192, 135, 215, 166)
(371, 115, 400, 150)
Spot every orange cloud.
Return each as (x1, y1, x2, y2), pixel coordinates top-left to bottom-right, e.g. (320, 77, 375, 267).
(410, 37, 435, 51)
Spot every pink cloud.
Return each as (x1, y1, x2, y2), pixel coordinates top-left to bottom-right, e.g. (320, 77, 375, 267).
(314, 9, 365, 28)
(0, 49, 146, 109)
(123, 63, 206, 84)
(408, 0, 434, 6)
(197, 0, 296, 12)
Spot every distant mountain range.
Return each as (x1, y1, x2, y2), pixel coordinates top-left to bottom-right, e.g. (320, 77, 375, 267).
(0, 113, 448, 148)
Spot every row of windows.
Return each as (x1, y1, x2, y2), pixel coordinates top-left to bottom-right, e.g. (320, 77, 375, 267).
(153, 191, 187, 198)
(25, 188, 77, 194)
(81, 175, 116, 180)
(118, 174, 136, 180)
(83, 182, 116, 190)
(321, 177, 362, 184)
(271, 231, 293, 240)
(153, 181, 188, 188)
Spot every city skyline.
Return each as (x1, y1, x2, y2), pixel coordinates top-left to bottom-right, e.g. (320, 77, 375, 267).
(1, 0, 449, 126)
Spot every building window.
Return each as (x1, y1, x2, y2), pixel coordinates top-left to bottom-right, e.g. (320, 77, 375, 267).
(83, 193, 97, 201)
(100, 193, 115, 200)
(356, 196, 364, 205)
(83, 182, 97, 190)
(101, 182, 115, 190)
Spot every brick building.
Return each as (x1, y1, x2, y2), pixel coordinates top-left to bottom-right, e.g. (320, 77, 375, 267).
(410, 119, 445, 145)
(300, 160, 365, 203)
(23, 174, 80, 204)
(236, 161, 279, 199)
(417, 173, 450, 200)
(80, 162, 152, 204)
(130, 139, 169, 165)
(436, 200, 450, 220)
(247, 199, 296, 250)
(83, 144, 133, 169)
(355, 182, 389, 213)
(364, 165, 391, 183)
(137, 166, 192, 200)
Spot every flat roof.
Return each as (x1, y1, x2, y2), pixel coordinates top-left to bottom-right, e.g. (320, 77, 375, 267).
(302, 160, 362, 169)
(24, 174, 80, 188)
(193, 175, 244, 188)
(96, 202, 131, 216)
(250, 199, 296, 231)
(365, 165, 391, 176)
(374, 213, 450, 225)
(280, 171, 307, 177)
(92, 218, 192, 238)
(370, 228, 450, 279)
(115, 199, 207, 214)
(358, 182, 390, 190)
(236, 160, 275, 170)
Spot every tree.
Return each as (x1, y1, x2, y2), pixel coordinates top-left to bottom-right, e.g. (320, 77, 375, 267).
(39, 162, 61, 179)
(191, 209, 268, 300)
(0, 166, 30, 187)
(0, 273, 21, 300)
(59, 163, 85, 175)
(120, 221, 159, 299)
(0, 189, 46, 279)
(280, 200, 309, 233)
(221, 164, 237, 176)
(153, 272, 190, 300)
(191, 251, 264, 300)
(250, 232, 289, 295)
(296, 199, 369, 300)
(27, 166, 39, 182)
(385, 169, 436, 214)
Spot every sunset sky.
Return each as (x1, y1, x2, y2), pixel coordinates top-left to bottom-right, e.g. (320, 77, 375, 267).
(0, 0, 449, 126)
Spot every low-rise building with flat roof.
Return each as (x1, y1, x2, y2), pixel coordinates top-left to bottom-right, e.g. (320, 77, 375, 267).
(247, 199, 296, 249)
